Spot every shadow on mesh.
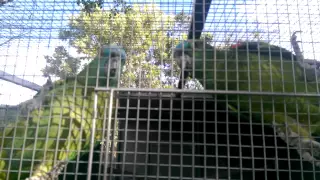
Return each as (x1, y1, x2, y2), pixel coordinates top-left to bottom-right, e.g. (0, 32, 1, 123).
(58, 94, 320, 180)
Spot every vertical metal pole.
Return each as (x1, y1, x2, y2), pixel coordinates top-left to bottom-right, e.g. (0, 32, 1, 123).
(104, 89, 114, 180)
(87, 91, 99, 180)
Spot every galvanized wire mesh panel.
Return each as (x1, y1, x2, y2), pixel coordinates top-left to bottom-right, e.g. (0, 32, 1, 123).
(112, 91, 320, 180)
(1, 0, 320, 180)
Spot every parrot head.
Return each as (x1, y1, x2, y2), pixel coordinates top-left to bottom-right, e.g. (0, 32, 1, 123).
(174, 41, 194, 71)
(79, 44, 127, 88)
(100, 44, 127, 87)
(174, 40, 212, 90)
(174, 40, 217, 91)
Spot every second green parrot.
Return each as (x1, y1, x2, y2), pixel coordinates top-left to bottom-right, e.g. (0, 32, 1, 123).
(173, 31, 320, 168)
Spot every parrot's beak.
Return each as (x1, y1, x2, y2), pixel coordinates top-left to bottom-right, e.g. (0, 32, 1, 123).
(109, 68, 117, 77)
(176, 70, 190, 98)
(178, 70, 190, 89)
(177, 52, 193, 89)
(105, 56, 121, 87)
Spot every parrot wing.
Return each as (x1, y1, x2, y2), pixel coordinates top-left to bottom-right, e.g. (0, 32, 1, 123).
(220, 34, 320, 167)
(0, 81, 111, 180)
(174, 36, 320, 168)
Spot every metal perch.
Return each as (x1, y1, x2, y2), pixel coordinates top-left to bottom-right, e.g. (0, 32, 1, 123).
(0, 70, 41, 92)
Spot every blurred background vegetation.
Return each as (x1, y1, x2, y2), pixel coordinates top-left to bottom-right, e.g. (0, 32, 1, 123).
(42, 0, 214, 90)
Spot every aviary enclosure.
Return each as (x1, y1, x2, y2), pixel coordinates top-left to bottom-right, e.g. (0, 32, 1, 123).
(1, 0, 320, 179)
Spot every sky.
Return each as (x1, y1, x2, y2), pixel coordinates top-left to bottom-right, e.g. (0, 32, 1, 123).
(1, 0, 320, 105)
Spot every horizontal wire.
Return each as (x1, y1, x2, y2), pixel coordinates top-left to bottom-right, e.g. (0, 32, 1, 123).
(95, 87, 320, 97)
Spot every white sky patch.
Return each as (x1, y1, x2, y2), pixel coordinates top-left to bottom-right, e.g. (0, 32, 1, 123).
(236, 0, 320, 60)
(1, 40, 53, 105)
(0, 38, 81, 105)
(1, 0, 319, 105)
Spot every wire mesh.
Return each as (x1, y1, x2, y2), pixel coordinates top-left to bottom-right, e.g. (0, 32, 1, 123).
(1, 0, 320, 180)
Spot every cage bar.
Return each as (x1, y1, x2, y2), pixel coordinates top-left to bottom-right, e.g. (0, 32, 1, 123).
(1, 0, 320, 180)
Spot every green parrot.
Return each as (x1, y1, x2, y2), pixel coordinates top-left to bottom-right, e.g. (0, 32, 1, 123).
(0, 45, 127, 180)
(173, 31, 320, 168)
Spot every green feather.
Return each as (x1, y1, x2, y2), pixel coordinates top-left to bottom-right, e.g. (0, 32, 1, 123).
(0, 45, 126, 180)
(174, 40, 320, 168)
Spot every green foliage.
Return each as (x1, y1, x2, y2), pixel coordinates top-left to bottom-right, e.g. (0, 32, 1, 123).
(43, 1, 215, 89)
(77, 0, 103, 15)
(200, 32, 214, 42)
(171, 11, 191, 37)
(109, 0, 133, 16)
(42, 46, 83, 79)
(46, 2, 184, 88)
